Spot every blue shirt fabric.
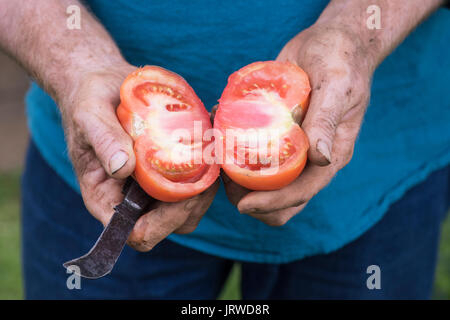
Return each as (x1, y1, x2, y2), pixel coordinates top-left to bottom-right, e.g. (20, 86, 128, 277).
(25, 0, 450, 263)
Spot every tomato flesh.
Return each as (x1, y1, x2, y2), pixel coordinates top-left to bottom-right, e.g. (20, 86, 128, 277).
(215, 61, 310, 190)
(117, 66, 219, 202)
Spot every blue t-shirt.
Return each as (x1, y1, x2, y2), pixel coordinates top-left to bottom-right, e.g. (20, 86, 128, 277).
(26, 0, 450, 263)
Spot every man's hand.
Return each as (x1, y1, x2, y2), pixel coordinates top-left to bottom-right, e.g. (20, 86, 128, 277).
(61, 63, 220, 252)
(0, 0, 219, 252)
(222, 26, 371, 226)
(222, 0, 443, 226)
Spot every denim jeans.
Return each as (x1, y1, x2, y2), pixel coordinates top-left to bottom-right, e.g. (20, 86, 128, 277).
(21, 140, 449, 299)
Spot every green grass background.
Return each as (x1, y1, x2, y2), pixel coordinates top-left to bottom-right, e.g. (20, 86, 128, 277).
(1, 171, 449, 300)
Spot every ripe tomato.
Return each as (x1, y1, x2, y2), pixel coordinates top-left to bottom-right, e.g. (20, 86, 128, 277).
(117, 66, 219, 202)
(215, 61, 310, 190)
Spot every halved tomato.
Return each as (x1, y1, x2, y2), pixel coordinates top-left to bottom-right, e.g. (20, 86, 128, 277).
(117, 66, 219, 202)
(215, 61, 310, 190)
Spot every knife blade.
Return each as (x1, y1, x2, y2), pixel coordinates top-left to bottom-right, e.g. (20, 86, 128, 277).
(63, 177, 155, 279)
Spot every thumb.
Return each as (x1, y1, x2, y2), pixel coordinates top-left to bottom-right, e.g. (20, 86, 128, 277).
(81, 105, 136, 178)
(301, 88, 343, 166)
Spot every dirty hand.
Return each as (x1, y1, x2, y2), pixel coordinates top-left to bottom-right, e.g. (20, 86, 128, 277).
(223, 26, 373, 226)
(60, 62, 218, 251)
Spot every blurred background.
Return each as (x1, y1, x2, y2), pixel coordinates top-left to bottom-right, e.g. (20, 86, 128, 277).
(0, 50, 449, 300)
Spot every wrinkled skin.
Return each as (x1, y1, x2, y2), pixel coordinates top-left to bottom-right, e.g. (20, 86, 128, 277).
(222, 26, 373, 226)
(62, 63, 219, 251)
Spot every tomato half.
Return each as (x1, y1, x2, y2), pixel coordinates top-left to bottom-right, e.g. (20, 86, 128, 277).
(117, 66, 219, 202)
(215, 61, 310, 190)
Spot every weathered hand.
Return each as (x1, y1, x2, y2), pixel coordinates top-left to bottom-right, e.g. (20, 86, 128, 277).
(223, 26, 373, 226)
(60, 63, 219, 251)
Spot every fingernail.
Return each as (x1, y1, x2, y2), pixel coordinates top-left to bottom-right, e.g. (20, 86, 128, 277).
(238, 203, 256, 214)
(316, 139, 332, 164)
(240, 207, 266, 215)
(110, 150, 129, 174)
